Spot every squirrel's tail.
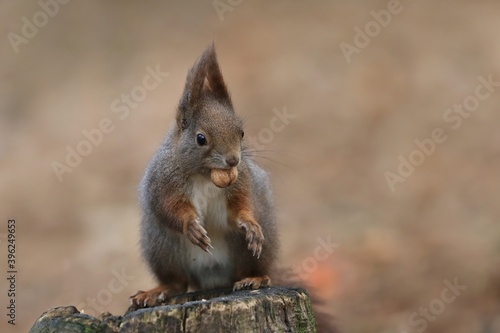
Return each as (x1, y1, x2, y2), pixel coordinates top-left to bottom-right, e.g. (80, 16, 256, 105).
(271, 268, 340, 333)
(308, 292, 339, 333)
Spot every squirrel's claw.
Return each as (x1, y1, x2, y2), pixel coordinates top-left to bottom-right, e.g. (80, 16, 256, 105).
(206, 243, 214, 255)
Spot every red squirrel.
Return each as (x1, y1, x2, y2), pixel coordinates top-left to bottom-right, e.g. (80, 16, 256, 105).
(129, 44, 336, 332)
(130, 44, 278, 306)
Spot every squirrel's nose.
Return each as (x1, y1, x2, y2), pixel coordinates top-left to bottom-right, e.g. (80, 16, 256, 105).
(225, 156, 240, 167)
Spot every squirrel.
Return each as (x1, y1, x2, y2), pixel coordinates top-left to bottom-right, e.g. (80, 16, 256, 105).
(129, 44, 279, 306)
(129, 44, 336, 332)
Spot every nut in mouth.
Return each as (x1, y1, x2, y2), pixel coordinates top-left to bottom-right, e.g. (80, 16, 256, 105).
(210, 167, 238, 188)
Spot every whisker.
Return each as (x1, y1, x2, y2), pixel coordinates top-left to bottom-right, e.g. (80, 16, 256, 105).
(243, 154, 291, 168)
(241, 147, 310, 186)
(243, 148, 303, 159)
(241, 155, 305, 186)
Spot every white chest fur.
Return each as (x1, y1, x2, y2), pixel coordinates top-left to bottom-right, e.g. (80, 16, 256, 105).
(186, 175, 233, 289)
(190, 175, 231, 231)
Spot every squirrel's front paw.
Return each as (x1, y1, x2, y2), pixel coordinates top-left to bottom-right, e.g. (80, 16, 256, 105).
(237, 219, 264, 258)
(184, 219, 213, 253)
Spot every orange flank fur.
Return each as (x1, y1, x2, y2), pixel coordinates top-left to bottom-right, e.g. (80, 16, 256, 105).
(163, 197, 198, 233)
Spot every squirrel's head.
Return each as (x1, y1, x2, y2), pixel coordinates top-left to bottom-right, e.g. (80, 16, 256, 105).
(175, 44, 244, 186)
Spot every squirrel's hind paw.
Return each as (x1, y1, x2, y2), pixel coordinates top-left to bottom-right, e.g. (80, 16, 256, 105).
(129, 285, 172, 308)
(233, 275, 271, 291)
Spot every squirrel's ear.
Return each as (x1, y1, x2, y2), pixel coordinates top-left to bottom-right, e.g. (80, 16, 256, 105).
(177, 44, 232, 129)
(201, 43, 232, 106)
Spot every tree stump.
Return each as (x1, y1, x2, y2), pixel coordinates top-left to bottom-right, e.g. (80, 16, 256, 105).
(29, 287, 317, 333)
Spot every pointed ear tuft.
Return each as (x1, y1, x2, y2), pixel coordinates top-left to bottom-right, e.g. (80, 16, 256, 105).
(202, 43, 232, 106)
(178, 43, 232, 115)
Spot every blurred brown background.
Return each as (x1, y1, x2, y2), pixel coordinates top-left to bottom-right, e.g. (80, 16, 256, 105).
(1, 1, 500, 332)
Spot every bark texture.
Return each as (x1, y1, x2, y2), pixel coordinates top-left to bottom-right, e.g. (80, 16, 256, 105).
(29, 287, 317, 333)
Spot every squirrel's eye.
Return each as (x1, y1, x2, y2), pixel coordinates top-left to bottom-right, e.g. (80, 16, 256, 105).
(241, 131, 245, 138)
(196, 133, 207, 146)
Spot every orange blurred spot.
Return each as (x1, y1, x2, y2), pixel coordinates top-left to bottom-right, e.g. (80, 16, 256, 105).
(307, 264, 338, 299)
